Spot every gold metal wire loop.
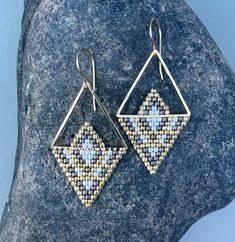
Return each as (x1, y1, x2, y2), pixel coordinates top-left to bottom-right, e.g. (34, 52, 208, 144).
(76, 48, 96, 111)
(149, 18, 164, 80)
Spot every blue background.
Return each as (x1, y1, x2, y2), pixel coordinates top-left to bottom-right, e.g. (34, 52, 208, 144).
(0, 1, 234, 241)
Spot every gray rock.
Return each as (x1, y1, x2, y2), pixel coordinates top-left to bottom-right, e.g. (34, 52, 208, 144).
(1, 0, 235, 241)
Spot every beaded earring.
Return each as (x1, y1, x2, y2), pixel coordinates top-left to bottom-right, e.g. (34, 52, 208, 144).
(116, 19, 191, 174)
(51, 49, 127, 207)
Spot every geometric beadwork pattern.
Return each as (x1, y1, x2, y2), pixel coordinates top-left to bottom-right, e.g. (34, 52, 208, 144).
(118, 89, 189, 174)
(52, 122, 127, 207)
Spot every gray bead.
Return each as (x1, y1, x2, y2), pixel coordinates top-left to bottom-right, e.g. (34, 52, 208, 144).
(84, 167, 91, 173)
(80, 186, 85, 191)
(84, 195, 91, 200)
(60, 154, 66, 159)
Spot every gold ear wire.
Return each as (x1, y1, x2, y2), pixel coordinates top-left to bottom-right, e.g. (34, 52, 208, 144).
(149, 18, 164, 80)
(76, 48, 96, 111)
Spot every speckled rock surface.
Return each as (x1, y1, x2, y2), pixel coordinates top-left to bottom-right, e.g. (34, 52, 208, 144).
(1, 0, 235, 241)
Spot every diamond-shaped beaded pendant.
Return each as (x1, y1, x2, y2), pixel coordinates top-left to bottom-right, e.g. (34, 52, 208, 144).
(52, 122, 126, 207)
(118, 89, 189, 174)
(52, 49, 128, 207)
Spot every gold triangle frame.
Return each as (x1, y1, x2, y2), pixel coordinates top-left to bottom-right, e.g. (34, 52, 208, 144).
(116, 49, 191, 118)
(52, 81, 127, 149)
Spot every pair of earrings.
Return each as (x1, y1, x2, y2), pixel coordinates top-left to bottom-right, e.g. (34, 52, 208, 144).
(51, 19, 191, 207)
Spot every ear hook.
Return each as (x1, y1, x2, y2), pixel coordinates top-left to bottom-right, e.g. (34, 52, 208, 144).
(76, 48, 97, 111)
(149, 18, 164, 80)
